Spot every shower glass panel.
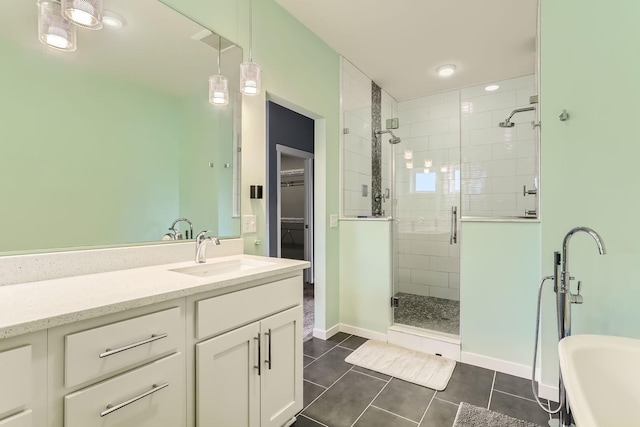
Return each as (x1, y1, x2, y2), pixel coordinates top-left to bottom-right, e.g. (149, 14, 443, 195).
(393, 91, 461, 335)
(460, 75, 538, 218)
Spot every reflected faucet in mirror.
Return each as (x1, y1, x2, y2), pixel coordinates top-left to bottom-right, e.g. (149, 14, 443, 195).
(195, 230, 221, 263)
(163, 218, 194, 240)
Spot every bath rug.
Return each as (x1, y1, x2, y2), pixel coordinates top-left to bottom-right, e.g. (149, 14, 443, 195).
(453, 402, 542, 427)
(344, 340, 455, 390)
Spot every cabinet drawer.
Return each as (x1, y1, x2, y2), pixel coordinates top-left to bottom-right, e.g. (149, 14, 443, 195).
(196, 276, 302, 339)
(64, 352, 185, 427)
(0, 346, 31, 416)
(0, 410, 31, 427)
(65, 307, 181, 387)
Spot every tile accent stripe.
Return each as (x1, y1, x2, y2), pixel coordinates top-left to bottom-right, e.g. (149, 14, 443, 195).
(371, 81, 382, 216)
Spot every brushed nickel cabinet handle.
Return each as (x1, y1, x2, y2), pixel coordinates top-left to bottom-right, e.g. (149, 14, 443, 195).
(100, 382, 169, 417)
(265, 329, 272, 370)
(99, 333, 168, 358)
(254, 335, 261, 375)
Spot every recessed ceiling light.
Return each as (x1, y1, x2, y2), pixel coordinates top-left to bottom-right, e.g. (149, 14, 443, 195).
(102, 10, 124, 29)
(485, 84, 500, 92)
(436, 64, 456, 77)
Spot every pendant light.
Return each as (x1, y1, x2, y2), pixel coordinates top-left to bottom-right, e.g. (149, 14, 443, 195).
(37, 0, 77, 52)
(209, 35, 229, 106)
(62, 0, 103, 30)
(240, 0, 261, 96)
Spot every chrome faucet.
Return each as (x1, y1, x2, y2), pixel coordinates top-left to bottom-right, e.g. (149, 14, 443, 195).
(169, 218, 193, 240)
(195, 230, 221, 263)
(556, 226, 606, 427)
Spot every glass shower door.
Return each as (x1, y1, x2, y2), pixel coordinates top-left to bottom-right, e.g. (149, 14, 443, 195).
(392, 95, 461, 336)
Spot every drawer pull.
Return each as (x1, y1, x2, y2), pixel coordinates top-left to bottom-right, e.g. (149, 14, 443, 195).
(100, 382, 169, 417)
(99, 333, 168, 358)
(265, 329, 272, 370)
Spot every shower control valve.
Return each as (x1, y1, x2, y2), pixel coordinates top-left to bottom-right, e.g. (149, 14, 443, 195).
(570, 281, 583, 304)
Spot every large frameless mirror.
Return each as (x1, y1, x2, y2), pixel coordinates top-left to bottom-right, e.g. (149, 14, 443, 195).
(0, 0, 242, 255)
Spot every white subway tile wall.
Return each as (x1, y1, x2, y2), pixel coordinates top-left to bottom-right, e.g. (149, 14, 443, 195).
(461, 75, 537, 217)
(392, 74, 538, 300)
(395, 88, 461, 300)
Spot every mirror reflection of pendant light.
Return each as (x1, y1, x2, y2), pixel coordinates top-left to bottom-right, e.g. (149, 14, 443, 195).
(62, 0, 103, 30)
(37, 0, 77, 52)
(209, 35, 229, 106)
(240, 0, 261, 96)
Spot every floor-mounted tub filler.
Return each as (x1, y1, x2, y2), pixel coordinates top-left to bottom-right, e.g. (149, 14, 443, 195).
(531, 227, 606, 427)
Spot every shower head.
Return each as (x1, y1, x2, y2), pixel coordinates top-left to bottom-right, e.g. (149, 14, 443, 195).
(376, 129, 401, 144)
(499, 120, 515, 128)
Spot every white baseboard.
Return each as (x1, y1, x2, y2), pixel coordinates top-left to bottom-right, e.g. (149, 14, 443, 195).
(461, 351, 531, 379)
(538, 382, 559, 401)
(460, 351, 559, 401)
(339, 324, 387, 342)
(312, 323, 340, 340)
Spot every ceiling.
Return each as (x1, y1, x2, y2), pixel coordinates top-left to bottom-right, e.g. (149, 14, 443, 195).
(0, 0, 241, 97)
(275, 0, 538, 101)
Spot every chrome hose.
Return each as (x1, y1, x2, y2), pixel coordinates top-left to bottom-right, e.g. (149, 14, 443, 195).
(531, 275, 564, 414)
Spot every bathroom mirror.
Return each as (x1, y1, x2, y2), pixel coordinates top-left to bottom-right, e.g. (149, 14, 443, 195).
(0, 0, 242, 254)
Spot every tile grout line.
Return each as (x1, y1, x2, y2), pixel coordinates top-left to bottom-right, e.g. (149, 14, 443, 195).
(303, 379, 328, 389)
(299, 366, 356, 414)
(302, 334, 354, 366)
(349, 375, 393, 427)
(350, 369, 388, 382)
(297, 413, 329, 427)
(488, 371, 497, 409)
(418, 391, 438, 426)
(491, 388, 542, 404)
(370, 404, 419, 425)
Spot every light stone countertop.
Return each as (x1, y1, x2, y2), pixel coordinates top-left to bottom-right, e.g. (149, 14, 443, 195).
(0, 254, 309, 339)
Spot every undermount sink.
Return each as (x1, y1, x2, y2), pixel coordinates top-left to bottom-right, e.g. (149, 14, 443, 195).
(170, 258, 276, 278)
(558, 334, 640, 427)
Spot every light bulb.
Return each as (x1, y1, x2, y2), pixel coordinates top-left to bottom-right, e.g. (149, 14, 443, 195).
(436, 64, 456, 77)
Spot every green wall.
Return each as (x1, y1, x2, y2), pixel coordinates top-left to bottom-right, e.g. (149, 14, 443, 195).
(460, 222, 541, 366)
(539, 0, 640, 385)
(162, 0, 341, 331)
(339, 221, 392, 335)
(0, 39, 181, 252)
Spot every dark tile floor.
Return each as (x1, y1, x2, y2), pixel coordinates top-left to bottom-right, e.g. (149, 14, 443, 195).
(294, 333, 556, 427)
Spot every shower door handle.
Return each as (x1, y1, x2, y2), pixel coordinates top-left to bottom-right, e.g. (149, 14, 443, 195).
(450, 206, 458, 245)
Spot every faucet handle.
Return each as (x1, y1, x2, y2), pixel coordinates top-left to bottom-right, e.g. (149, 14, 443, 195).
(196, 230, 211, 242)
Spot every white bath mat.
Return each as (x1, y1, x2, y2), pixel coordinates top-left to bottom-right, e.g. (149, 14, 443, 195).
(344, 340, 456, 391)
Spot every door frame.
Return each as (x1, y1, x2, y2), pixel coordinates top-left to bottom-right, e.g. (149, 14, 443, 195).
(276, 144, 314, 284)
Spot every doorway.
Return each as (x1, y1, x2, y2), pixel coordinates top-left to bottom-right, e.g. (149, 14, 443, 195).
(266, 101, 315, 339)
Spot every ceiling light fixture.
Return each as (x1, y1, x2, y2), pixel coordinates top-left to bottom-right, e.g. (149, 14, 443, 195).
(37, 0, 76, 52)
(209, 35, 229, 106)
(240, 0, 261, 96)
(102, 10, 124, 29)
(485, 84, 499, 92)
(62, 0, 103, 30)
(436, 64, 456, 77)
(424, 159, 432, 168)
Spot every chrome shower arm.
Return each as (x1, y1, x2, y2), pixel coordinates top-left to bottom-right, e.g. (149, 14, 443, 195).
(505, 106, 536, 122)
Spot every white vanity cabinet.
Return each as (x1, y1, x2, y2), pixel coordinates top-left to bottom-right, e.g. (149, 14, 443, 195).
(47, 300, 187, 427)
(0, 331, 47, 427)
(194, 276, 304, 427)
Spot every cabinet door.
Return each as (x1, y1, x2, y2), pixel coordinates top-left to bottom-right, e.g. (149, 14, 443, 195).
(196, 322, 261, 427)
(260, 306, 303, 427)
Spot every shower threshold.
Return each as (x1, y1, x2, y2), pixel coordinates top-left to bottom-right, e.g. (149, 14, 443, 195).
(393, 293, 460, 335)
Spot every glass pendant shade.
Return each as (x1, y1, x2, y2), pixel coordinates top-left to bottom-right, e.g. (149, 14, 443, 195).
(240, 61, 261, 95)
(38, 1, 77, 52)
(209, 75, 229, 106)
(62, 0, 103, 29)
